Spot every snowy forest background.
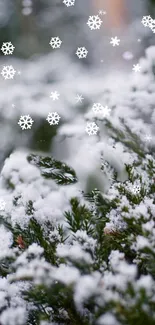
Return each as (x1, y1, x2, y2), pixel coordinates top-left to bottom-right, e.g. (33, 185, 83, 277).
(0, 1, 155, 325)
(0, 0, 155, 169)
(0, 0, 154, 161)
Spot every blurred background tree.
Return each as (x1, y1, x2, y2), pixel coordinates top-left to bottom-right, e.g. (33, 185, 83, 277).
(0, 0, 155, 59)
(0, 0, 92, 58)
(149, 0, 155, 13)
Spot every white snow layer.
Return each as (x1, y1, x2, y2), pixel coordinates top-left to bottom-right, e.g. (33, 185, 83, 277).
(0, 46, 155, 325)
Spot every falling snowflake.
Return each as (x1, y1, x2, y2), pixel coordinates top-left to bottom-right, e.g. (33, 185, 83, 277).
(98, 10, 106, 15)
(143, 134, 152, 142)
(18, 115, 34, 130)
(110, 36, 120, 47)
(49, 37, 62, 49)
(92, 103, 103, 113)
(75, 94, 84, 103)
(85, 122, 99, 136)
(87, 15, 103, 30)
(1, 65, 16, 80)
(63, 0, 75, 7)
(76, 47, 88, 59)
(149, 19, 155, 33)
(102, 106, 111, 118)
(0, 199, 6, 211)
(92, 103, 111, 118)
(46, 112, 61, 125)
(1, 42, 15, 55)
(132, 64, 141, 72)
(50, 91, 60, 101)
(131, 184, 141, 195)
(141, 15, 153, 27)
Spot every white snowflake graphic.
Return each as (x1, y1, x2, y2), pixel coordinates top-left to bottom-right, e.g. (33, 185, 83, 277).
(75, 94, 84, 104)
(98, 10, 106, 15)
(85, 122, 99, 136)
(18, 115, 34, 130)
(87, 15, 103, 30)
(76, 47, 88, 59)
(131, 184, 141, 195)
(141, 15, 153, 27)
(92, 103, 103, 113)
(149, 19, 155, 33)
(1, 65, 16, 80)
(0, 199, 6, 211)
(46, 112, 61, 125)
(110, 36, 120, 47)
(102, 106, 111, 118)
(1, 42, 15, 55)
(92, 103, 111, 118)
(132, 64, 141, 72)
(63, 0, 75, 7)
(50, 91, 60, 101)
(49, 37, 62, 49)
(143, 134, 152, 142)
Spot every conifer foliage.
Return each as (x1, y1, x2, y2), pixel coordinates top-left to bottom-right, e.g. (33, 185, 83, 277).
(0, 146, 155, 325)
